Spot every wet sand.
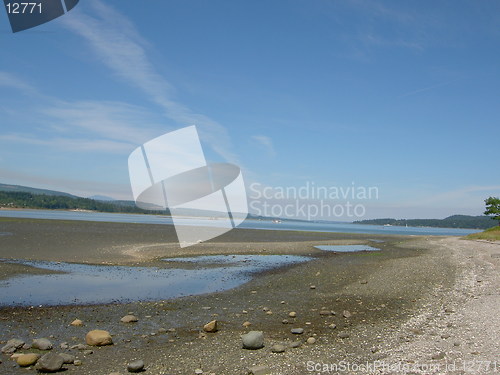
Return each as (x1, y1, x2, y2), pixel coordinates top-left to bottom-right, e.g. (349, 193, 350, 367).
(0, 218, 498, 374)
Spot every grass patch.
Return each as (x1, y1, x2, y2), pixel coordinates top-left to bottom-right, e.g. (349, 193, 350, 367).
(466, 225, 500, 241)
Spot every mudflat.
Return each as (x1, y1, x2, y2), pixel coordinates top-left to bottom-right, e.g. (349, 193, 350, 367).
(0, 218, 498, 374)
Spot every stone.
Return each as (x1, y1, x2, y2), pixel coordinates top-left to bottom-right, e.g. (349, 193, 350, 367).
(85, 330, 113, 346)
(58, 353, 75, 364)
(32, 338, 53, 351)
(328, 323, 337, 329)
(289, 341, 301, 348)
(432, 352, 446, 360)
(70, 319, 83, 326)
(16, 353, 40, 367)
(310, 285, 316, 289)
(291, 328, 304, 334)
(271, 344, 286, 353)
(195, 369, 203, 374)
(282, 319, 289, 324)
(70, 344, 88, 350)
(203, 320, 218, 333)
(120, 315, 138, 323)
(247, 365, 270, 375)
(73, 359, 82, 366)
(342, 310, 352, 318)
(242, 321, 252, 328)
(306, 337, 316, 344)
(360, 280, 368, 284)
(1, 338, 24, 354)
(288, 311, 297, 318)
(127, 359, 145, 372)
(242, 331, 264, 350)
(319, 310, 332, 316)
(59, 342, 69, 350)
(338, 332, 350, 339)
(36, 352, 64, 373)
(83, 350, 93, 355)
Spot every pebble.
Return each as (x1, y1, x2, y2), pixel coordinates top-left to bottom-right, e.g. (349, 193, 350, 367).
(306, 337, 316, 344)
(247, 365, 270, 375)
(291, 328, 304, 334)
(288, 312, 297, 318)
(319, 310, 332, 316)
(271, 344, 286, 353)
(195, 369, 203, 374)
(328, 323, 337, 329)
(127, 359, 145, 373)
(338, 332, 350, 339)
(203, 320, 218, 333)
(16, 353, 40, 367)
(242, 321, 252, 328)
(431, 352, 446, 360)
(360, 280, 368, 284)
(343, 310, 352, 318)
(441, 334, 450, 339)
(32, 338, 53, 351)
(70, 344, 88, 350)
(60, 342, 69, 350)
(1, 339, 24, 354)
(310, 285, 316, 289)
(83, 349, 93, 355)
(70, 319, 84, 326)
(241, 331, 264, 350)
(289, 341, 301, 348)
(86, 330, 113, 346)
(74, 359, 82, 366)
(121, 315, 139, 323)
(36, 352, 64, 373)
(282, 319, 289, 324)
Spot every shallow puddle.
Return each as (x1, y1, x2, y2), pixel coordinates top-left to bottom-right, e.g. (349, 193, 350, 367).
(0, 255, 310, 306)
(315, 245, 380, 252)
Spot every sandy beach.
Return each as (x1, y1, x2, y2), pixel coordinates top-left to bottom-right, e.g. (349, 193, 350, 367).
(0, 218, 499, 374)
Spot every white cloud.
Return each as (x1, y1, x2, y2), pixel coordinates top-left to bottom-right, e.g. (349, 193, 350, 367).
(61, 0, 238, 163)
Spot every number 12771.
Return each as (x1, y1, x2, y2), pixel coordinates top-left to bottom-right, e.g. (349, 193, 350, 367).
(6, 2, 42, 14)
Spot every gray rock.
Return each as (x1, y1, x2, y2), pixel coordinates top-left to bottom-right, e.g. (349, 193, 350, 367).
(289, 341, 301, 348)
(242, 331, 264, 350)
(338, 332, 350, 339)
(271, 344, 286, 353)
(1, 338, 24, 354)
(32, 338, 53, 351)
(127, 359, 145, 372)
(247, 365, 270, 375)
(291, 328, 304, 334)
(58, 353, 75, 364)
(36, 352, 64, 373)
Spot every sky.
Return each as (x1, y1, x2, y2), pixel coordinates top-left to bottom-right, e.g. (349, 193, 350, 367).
(0, 0, 499, 221)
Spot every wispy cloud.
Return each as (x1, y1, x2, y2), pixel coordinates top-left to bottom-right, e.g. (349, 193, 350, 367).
(400, 80, 457, 98)
(251, 135, 276, 157)
(61, 0, 238, 163)
(0, 72, 39, 95)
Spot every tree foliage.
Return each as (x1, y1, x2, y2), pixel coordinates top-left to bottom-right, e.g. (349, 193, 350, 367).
(484, 196, 500, 225)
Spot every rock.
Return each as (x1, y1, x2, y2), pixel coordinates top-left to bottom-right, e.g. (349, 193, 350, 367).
(242, 321, 252, 328)
(85, 330, 113, 346)
(242, 331, 264, 350)
(342, 310, 352, 318)
(120, 315, 138, 323)
(306, 337, 316, 344)
(1, 338, 24, 354)
(288, 311, 297, 318)
(271, 344, 286, 353)
(74, 359, 82, 366)
(16, 353, 40, 367)
(127, 359, 145, 372)
(289, 341, 301, 348)
(291, 328, 304, 334)
(338, 332, 350, 339)
(36, 352, 64, 373)
(70, 319, 83, 327)
(328, 323, 337, 329)
(319, 310, 332, 316)
(247, 365, 270, 375)
(58, 353, 75, 364)
(203, 320, 218, 333)
(32, 338, 53, 351)
(282, 319, 289, 324)
(432, 352, 446, 360)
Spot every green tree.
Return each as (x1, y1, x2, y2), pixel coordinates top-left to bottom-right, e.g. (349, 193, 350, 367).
(484, 197, 500, 226)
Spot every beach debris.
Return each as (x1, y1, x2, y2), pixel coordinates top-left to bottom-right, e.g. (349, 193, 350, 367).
(247, 365, 270, 375)
(271, 344, 286, 353)
(58, 353, 75, 364)
(242, 331, 264, 350)
(16, 353, 40, 367)
(1, 338, 24, 354)
(85, 330, 113, 346)
(120, 314, 139, 323)
(203, 320, 218, 333)
(291, 328, 304, 334)
(70, 319, 84, 326)
(32, 338, 53, 351)
(338, 332, 350, 339)
(306, 337, 316, 344)
(342, 310, 352, 318)
(288, 311, 297, 318)
(127, 359, 145, 373)
(36, 352, 64, 373)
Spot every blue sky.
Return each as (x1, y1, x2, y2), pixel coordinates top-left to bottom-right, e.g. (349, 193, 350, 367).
(0, 0, 499, 220)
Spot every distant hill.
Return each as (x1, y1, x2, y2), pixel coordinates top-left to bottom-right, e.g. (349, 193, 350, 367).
(88, 195, 116, 201)
(0, 183, 78, 198)
(354, 215, 496, 229)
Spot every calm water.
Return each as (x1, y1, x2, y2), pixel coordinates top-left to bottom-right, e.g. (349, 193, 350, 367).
(315, 245, 380, 252)
(0, 209, 481, 236)
(0, 255, 310, 306)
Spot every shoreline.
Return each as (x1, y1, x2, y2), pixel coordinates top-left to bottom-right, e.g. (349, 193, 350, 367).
(0, 220, 499, 374)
